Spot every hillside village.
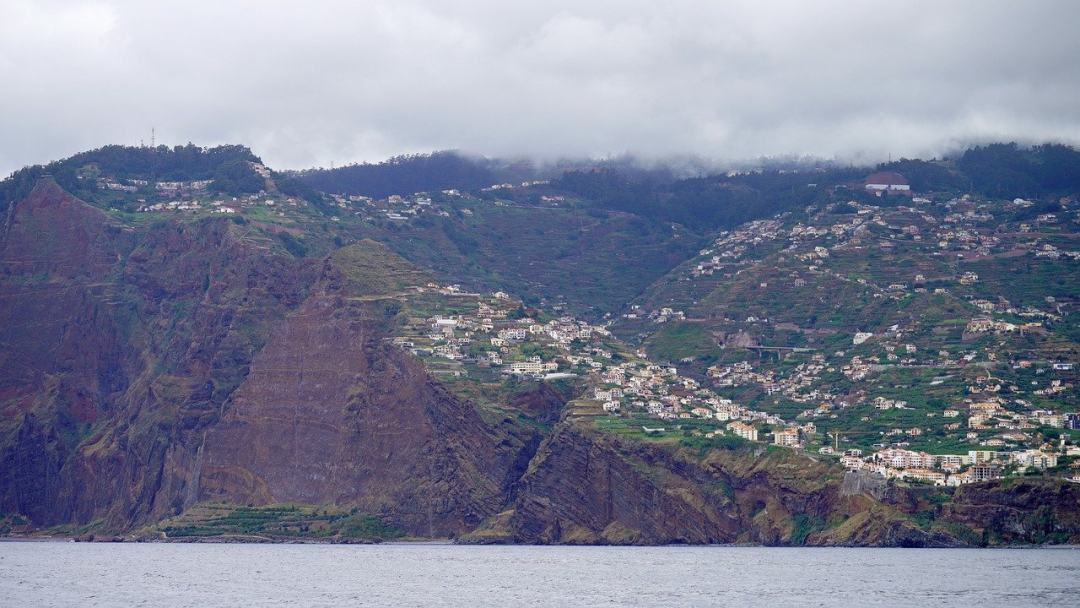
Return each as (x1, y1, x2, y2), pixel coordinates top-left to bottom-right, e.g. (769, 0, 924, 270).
(385, 282, 803, 440)
(611, 181, 1080, 486)
(103, 166, 565, 226)
(324, 179, 563, 223)
(388, 268, 1078, 489)
(75, 162, 313, 219)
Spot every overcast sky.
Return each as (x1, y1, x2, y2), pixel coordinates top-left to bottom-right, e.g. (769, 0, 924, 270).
(3, 0, 1080, 176)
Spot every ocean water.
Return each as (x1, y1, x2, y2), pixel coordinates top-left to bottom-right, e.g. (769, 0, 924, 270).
(1, 542, 1078, 607)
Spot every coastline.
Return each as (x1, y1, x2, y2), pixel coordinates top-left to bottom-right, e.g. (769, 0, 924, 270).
(3, 534, 1078, 549)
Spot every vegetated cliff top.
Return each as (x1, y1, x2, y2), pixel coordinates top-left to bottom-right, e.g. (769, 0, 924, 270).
(0, 143, 325, 217)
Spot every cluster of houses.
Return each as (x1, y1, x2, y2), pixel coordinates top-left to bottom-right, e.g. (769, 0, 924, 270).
(136, 193, 305, 215)
(841, 444, 1076, 486)
(328, 190, 452, 222)
(96, 176, 214, 196)
(83, 165, 309, 218)
(1033, 243, 1080, 260)
(326, 179, 562, 224)
(649, 307, 686, 323)
(614, 186, 1079, 483)
(387, 280, 1076, 489)
(481, 180, 551, 192)
(708, 357, 840, 406)
(393, 285, 613, 381)
(388, 283, 824, 448)
(676, 193, 1068, 315)
(592, 359, 797, 430)
(960, 396, 1080, 433)
(349, 175, 1078, 485)
(689, 219, 785, 278)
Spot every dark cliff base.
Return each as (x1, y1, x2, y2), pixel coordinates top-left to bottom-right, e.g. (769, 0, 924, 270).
(459, 424, 1080, 548)
(6, 422, 1079, 548)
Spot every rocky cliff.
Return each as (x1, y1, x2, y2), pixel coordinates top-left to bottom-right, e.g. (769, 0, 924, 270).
(0, 180, 316, 527)
(466, 423, 1080, 547)
(197, 248, 539, 537)
(0, 181, 541, 537)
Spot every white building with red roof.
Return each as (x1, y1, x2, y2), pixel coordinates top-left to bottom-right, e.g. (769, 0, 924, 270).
(864, 171, 911, 193)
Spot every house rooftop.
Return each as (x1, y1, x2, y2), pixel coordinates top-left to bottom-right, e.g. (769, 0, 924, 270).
(864, 171, 909, 186)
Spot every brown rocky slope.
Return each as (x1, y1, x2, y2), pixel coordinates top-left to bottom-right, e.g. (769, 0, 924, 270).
(473, 423, 1080, 547)
(0, 181, 536, 535)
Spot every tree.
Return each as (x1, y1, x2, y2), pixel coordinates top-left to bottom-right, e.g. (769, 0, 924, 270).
(211, 159, 264, 195)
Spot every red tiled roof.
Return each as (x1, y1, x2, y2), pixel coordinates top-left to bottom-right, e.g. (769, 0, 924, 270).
(864, 171, 909, 186)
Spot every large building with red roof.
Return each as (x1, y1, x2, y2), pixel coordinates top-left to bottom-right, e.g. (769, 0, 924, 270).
(864, 171, 911, 193)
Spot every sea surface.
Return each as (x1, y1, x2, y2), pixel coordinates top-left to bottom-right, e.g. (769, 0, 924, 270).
(2, 541, 1079, 607)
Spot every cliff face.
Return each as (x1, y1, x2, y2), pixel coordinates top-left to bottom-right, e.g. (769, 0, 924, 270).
(0, 181, 124, 523)
(0, 180, 317, 527)
(942, 479, 1080, 544)
(503, 425, 846, 545)
(198, 254, 539, 536)
(493, 424, 1080, 547)
(0, 183, 536, 536)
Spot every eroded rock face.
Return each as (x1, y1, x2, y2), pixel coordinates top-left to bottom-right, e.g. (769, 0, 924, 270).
(507, 431, 783, 544)
(0, 181, 132, 525)
(506, 425, 843, 545)
(0, 178, 119, 279)
(942, 479, 1080, 544)
(198, 293, 537, 536)
(509, 425, 747, 544)
(0, 181, 316, 527)
(1, 415, 72, 523)
(0, 181, 536, 535)
(839, 470, 889, 500)
(0, 181, 126, 436)
(507, 383, 568, 425)
(501, 424, 1075, 547)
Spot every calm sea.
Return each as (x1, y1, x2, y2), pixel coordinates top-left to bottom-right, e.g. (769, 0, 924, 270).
(1, 542, 1078, 607)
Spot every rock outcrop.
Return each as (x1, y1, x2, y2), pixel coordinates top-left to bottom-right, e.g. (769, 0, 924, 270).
(488, 424, 1080, 547)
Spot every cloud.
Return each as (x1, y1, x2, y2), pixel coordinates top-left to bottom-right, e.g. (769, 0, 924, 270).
(2, 0, 1079, 176)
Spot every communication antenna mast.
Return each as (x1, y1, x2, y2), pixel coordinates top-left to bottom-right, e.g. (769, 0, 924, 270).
(151, 127, 156, 148)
